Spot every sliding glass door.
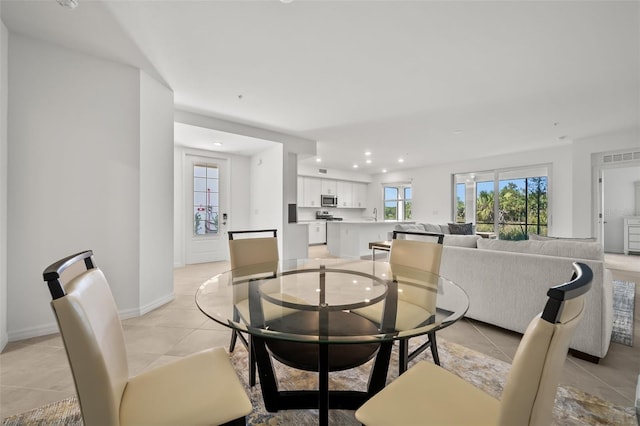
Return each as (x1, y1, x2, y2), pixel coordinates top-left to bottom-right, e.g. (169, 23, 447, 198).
(454, 165, 549, 240)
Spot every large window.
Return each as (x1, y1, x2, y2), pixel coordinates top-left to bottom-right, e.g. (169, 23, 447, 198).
(193, 164, 219, 235)
(384, 184, 412, 221)
(454, 166, 549, 240)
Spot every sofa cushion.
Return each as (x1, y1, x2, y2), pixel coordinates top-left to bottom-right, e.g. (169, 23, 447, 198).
(448, 223, 474, 235)
(393, 224, 426, 233)
(528, 233, 596, 242)
(443, 234, 482, 248)
(439, 224, 451, 234)
(476, 239, 603, 261)
(421, 223, 443, 233)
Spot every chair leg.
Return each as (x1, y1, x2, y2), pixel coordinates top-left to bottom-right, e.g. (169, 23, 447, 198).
(221, 416, 246, 426)
(249, 335, 256, 387)
(429, 331, 440, 366)
(229, 329, 239, 353)
(399, 340, 409, 375)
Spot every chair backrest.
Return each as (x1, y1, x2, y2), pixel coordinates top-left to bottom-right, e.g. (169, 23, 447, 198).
(498, 262, 593, 426)
(390, 231, 444, 275)
(228, 229, 279, 269)
(43, 250, 128, 426)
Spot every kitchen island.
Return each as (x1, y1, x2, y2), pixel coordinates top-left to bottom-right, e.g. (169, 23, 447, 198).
(326, 221, 414, 258)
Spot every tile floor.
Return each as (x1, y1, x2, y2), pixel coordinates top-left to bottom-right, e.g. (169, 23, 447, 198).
(1, 248, 638, 419)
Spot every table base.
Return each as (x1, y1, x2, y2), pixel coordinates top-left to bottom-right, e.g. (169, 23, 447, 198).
(252, 336, 393, 426)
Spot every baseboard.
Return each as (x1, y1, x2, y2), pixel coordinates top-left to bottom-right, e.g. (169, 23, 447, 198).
(1, 330, 8, 351)
(138, 292, 175, 317)
(8, 322, 60, 342)
(7, 293, 175, 343)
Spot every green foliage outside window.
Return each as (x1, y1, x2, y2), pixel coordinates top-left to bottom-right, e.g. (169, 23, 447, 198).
(476, 177, 548, 240)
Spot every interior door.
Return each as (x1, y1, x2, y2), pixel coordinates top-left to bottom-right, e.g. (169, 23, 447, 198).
(601, 165, 640, 253)
(184, 154, 229, 264)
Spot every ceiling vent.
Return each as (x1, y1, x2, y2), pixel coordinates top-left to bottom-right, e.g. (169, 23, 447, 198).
(318, 168, 328, 174)
(602, 151, 640, 163)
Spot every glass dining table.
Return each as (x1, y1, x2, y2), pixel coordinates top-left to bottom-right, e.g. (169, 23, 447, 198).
(196, 257, 469, 426)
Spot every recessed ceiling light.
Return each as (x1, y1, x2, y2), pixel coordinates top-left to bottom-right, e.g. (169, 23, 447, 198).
(366, 159, 372, 164)
(364, 151, 372, 156)
(316, 157, 322, 163)
(398, 158, 404, 163)
(353, 164, 359, 169)
(213, 142, 223, 147)
(382, 169, 387, 173)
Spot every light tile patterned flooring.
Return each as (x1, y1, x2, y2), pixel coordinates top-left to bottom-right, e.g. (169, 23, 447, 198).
(1, 248, 638, 419)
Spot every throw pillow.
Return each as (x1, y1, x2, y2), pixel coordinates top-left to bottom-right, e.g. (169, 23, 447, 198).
(421, 223, 443, 233)
(448, 223, 473, 235)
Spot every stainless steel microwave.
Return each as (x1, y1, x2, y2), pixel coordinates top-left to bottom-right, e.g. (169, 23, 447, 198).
(321, 194, 338, 207)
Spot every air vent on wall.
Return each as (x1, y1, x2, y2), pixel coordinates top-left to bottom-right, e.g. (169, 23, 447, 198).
(318, 168, 328, 174)
(603, 151, 640, 163)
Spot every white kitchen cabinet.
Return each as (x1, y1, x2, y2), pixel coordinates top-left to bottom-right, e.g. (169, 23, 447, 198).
(321, 179, 337, 195)
(308, 221, 326, 245)
(302, 177, 322, 207)
(352, 182, 368, 209)
(337, 181, 352, 207)
(624, 216, 640, 254)
(297, 176, 304, 207)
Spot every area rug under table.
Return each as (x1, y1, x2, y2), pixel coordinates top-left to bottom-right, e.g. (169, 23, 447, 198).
(612, 280, 636, 346)
(4, 339, 635, 426)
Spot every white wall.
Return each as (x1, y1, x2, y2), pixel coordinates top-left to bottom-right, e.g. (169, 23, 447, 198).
(173, 109, 315, 264)
(298, 163, 371, 183)
(250, 144, 283, 241)
(367, 130, 640, 238)
(6, 34, 174, 340)
(370, 144, 574, 235)
(139, 71, 174, 312)
(572, 127, 640, 236)
(0, 19, 8, 350)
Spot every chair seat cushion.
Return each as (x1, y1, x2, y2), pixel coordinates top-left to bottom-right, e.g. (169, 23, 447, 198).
(120, 347, 251, 426)
(355, 361, 500, 426)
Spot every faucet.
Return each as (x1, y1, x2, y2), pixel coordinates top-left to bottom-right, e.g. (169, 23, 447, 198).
(372, 208, 378, 221)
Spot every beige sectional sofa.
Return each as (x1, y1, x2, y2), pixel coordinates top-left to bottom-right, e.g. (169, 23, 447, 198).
(394, 223, 614, 361)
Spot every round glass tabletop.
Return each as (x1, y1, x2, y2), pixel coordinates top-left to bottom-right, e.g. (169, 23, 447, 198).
(196, 257, 469, 344)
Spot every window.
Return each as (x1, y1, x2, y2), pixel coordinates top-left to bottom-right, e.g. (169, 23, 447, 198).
(193, 164, 219, 235)
(455, 182, 466, 223)
(384, 183, 412, 221)
(454, 166, 549, 240)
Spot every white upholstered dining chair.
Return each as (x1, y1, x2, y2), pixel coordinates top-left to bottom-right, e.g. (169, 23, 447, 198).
(355, 262, 593, 426)
(227, 229, 280, 387)
(227, 229, 305, 387)
(43, 250, 252, 426)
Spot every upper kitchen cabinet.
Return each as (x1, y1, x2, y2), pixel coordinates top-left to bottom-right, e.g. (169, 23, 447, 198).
(337, 181, 353, 208)
(298, 176, 368, 209)
(302, 177, 322, 207)
(321, 179, 337, 195)
(352, 182, 368, 209)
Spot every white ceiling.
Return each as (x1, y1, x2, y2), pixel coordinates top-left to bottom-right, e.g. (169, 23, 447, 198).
(2, 0, 638, 174)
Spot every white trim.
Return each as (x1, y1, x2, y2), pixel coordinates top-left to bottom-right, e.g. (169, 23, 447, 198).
(1, 331, 8, 351)
(7, 295, 174, 342)
(136, 292, 175, 317)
